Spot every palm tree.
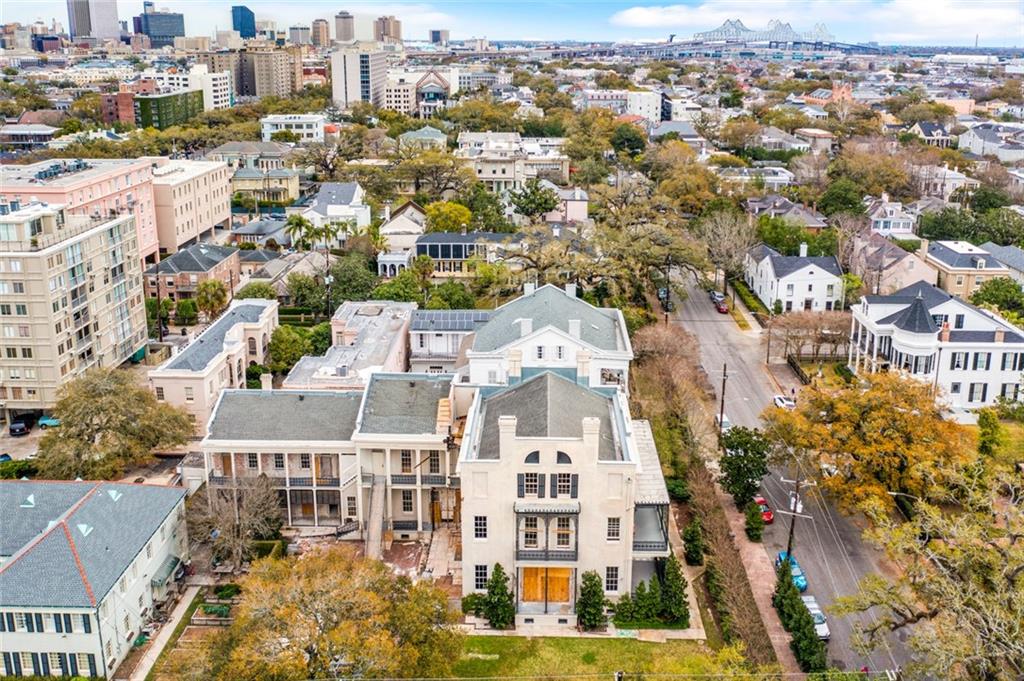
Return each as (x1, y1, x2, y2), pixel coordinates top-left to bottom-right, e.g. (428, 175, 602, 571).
(196, 279, 228, 322)
(284, 214, 314, 251)
(319, 221, 343, 253)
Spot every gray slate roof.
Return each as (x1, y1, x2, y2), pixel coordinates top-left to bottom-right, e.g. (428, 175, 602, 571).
(476, 372, 618, 461)
(411, 309, 491, 332)
(892, 296, 938, 334)
(307, 182, 360, 215)
(750, 244, 842, 278)
(164, 303, 268, 372)
(980, 242, 1024, 273)
(145, 243, 236, 275)
(207, 390, 362, 441)
(472, 284, 625, 353)
(867, 281, 953, 309)
(0, 481, 185, 607)
(358, 374, 452, 435)
(927, 241, 1002, 270)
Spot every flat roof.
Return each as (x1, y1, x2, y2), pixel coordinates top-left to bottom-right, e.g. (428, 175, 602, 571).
(0, 158, 149, 189)
(150, 159, 227, 185)
(207, 389, 362, 442)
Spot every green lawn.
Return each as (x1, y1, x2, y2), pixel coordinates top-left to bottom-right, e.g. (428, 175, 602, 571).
(966, 419, 1024, 469)
(455, 636, 722, 677)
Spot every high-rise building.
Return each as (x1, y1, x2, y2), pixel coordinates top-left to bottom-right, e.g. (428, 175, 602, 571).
(331, 48, 386, 108)
(231, 5, 256, 39)
(374, 15, 402, 43)
(243, 49, 301, 98)
(334, 11, 354, 42)
(288, 25, 310, 45)
(137, 7, 185, 48)
(66, 0, 120, 40)
(429, 29, 449, 45)
(311, 18, 329, 47)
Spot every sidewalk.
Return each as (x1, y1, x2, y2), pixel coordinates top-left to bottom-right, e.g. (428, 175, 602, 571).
(128, 585, 200, 681)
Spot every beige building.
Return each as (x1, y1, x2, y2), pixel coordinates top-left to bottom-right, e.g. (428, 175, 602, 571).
(0, 202, 147, 422)
(311, 19, 329, 47)
(148, 298, 278, 431)
(919, 240, 1011, 299)
(147, 158, 232, 254)
(242, 49, 301, 98)
(230, 167, 300, 202)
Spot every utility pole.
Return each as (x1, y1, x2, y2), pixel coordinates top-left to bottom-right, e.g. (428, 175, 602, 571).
(765, 315, 773, 364)
(718, 363, 728, 441)
(786, 469, 801, 557)
(155, 265, 164, 343)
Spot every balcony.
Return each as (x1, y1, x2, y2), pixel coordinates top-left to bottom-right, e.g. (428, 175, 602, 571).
(421, 474, 446, 486)
(391, 474, 416, 485)
(632, 540, 669, 553)
(289, 476, 313, 486)
(516, 549, 578, 562)
(392, 520, 420, 531)
(316, 477, 340, 487)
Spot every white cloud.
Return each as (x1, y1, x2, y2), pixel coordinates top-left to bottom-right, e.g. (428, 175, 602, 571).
(609, 0, 1024, 45)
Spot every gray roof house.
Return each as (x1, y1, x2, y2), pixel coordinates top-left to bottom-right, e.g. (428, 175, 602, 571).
(744, 243, 844, 312)
(979, 242, 1024, 284)
(143, 243, 237, 275)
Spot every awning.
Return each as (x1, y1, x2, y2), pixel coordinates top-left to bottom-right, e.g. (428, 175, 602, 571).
(514, 501, 581, 515)
(151, 555, 181, 587)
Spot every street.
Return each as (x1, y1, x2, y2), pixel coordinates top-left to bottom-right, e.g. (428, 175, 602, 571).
(672, 277, 913, 673)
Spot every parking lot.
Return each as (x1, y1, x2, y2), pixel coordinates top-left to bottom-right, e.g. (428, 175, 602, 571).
(0, 426, 44, 460)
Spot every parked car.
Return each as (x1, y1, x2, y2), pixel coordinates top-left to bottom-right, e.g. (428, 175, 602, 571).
(773, 394, 796, 409)
(755, 495, 774, 524)
(774, 551, 808, 592)
(0, 454, 11, 463)
(715, 300, 729, 314)
(39, 415, 61, 429)
(8, 415, 36, 437)
(709, 289, 726, 303)
(714, 412, 733, 433)
(801, 595, 831, 641)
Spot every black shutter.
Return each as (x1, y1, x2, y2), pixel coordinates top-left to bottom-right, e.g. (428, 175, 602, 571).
(64, 613, 73, 633)
(550, 474, 558, 498)
(537, 474, 545, 498)
(40, 652, 50, 676)
(58, 653, 68, 676)
(570, 474, 579, 499)
(54, 613, 63, 633)
(82, 613, 92, 633)
(69, 652, 79, 676)
(0, 613, 4, 632)
(1, 653, 11, 675)
(25, 612, 34, 632)
(982, 384, 988, 403)
(88, 654, 97, 677)
(11, 651, 21, 676)
(34, 613, 43, 632)
(5, 613, 13, 632)
(31, 653, 40, 675)
(516, 474, 524, 498)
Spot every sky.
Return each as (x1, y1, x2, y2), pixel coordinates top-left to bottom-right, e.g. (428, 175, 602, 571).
(3, 0, 1023, 46)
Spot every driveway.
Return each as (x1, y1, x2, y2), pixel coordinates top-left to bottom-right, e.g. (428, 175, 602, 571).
(672, 276, 913, 673)
(0, 427, 44, 461)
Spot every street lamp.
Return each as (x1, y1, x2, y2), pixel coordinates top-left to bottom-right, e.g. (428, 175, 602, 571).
(324, 274, 334, 320)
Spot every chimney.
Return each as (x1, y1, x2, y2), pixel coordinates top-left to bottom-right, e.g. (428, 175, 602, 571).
(576, 349, 591, 385)
(523, 282, 536, 296)
(799, 242, 808, 258)
(582, 417, 601, 456)
(519, 318, 533, 337)
(498, 415, 518, 455)
(881, 191, 889, 203)
(260, 373, 273, 390)
(383, 203, 391, 222)
(940, 321, 950, 343)
(564, 282, 577, 298)
(568, 319, 581, 338)
(918, 238, 929, 259)
(995, 328, 1005, 343)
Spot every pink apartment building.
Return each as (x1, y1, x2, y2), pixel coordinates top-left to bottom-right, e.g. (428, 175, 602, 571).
(0, 158, 160, 263)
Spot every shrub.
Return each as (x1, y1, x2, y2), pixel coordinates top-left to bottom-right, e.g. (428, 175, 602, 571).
(175, 298, 198, 325)
(215, 583, 241, 599)
(0, 459, 38, 479)
(744, 502, 765, 542)
(577, 570, 608, 630)
(704, 559, 734, 642)
(661, 554, 690, 627)
(201, 603, 230, 617)
(773, 560, 827, 673)
(834, 362, 855, 384)
(483, 563, 515, 629)
(683, 518, 705, 566)
(612, 591, 635, 623)
(461, 592, 486, 617)
(251, 539, 286, 559)
(665, 477, 691, 502)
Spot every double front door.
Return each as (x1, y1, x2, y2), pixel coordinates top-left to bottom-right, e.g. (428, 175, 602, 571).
(521, 567, 571, 603)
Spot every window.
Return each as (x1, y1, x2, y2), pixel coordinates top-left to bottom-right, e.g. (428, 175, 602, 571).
(247, 453, 258, 469)
(607, 517, 621, 541)
(556, 517, 571, 547)
(973, 353, 991, 371)
(523, 516, 538, 547)
(401, 490, 413, 513)
(536, 345, 545, 359)
(400, 450, 413, 473)
(524, 472, 539, 495)
(1001, 383, 1020, 401)
(429, 451, 440, 474)
(123, 614, 130, 633)
(827, 284, 834, 296)
(474, 515, 487, 539)
(300, 453, 310, 469)
(786, 283, 794, 296)
(968, 382, 988, 403)
(119, 576, 127, 593)
(49, 653, 63, 674)
(274, 453, 284, 469)
(347, 496, 357, 517)
(955, 275, 965, 287)
(556, 451, 572, 464)
(954, 313, 965, 329)
(950, 382, 961, 394)
(184, 386, 194, 403)
(605, 566, 619, 592)
(20, 653, 34, 675)
(248, 337, 257, 355)
(474, 564, 488, 590)
(138, 594, 144, 609)
(14, 613, 26, 631)
(950, 352, 966, 370)
(556, 345, 565, 360)
(525, 451, 540, 464)
(146, 542, 153, 559)
(556, 473, 572, 496)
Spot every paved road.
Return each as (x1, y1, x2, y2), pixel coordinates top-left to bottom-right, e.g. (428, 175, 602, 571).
(672, 277, 913, 673)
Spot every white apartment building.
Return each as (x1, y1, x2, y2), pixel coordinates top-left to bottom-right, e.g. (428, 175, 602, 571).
(455, 133, 570, 192)
(464, 284, 634, 391)
(849, 281, 1024, 409)
(409, 309, 492, 373)
(458, 371, 669, 625)
(0, 481, 188, 678)
(140, 64, 233, 111)
(331, 49, 387, 108)
(147, 158, 232, 253)
(300, 182, 372, 242)
(148, 299, 278, 432)
(0, 202, 146, 423)
(744, 243, 844, 312)
(577, 89, 663, 122)
(260, 114, 327, 144)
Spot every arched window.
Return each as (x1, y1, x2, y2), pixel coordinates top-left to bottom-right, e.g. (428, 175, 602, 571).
(556, 451, 572, 464)
(524, 451, 540, 464)
(247, 337, 256, 355)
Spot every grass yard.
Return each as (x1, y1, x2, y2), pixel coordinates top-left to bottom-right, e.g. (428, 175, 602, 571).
(727, 303, 750, 330)
(965, 419, 1024, 469)
(455, 636, 722, 677)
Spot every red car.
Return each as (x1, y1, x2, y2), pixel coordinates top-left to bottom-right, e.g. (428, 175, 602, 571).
(755, 496, 774, 524)
(715, 300, 729, 314)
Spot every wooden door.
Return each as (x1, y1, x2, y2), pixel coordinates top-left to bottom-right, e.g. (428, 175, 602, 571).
(522, 568, 545, 602)
(302, 502, 314, 516)
(547, 568, 571, 603)
(314, 457, 321, 477)
(220, 453, 232, 476)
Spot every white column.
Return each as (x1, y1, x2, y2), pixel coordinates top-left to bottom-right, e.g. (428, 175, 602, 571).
(416, 488, 423, 532)
(871, 332, 879, 373)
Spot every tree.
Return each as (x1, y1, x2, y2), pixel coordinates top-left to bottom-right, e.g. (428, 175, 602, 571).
(456, 183, 513, 232)
(817, 177, 865, 216)
(199, 545, 462, 680)
(285, 272, 325, 310)
(976, 408, 1005, 458)
(175, 298, 198, 325)
(576, 570, 608, 630)
(761, 372, 974, 513)
(719, 427, 771, 507)
(483, 563, 515, 629)
(426, 280, 475, 310)
(773, 559, 828, 673)
(188, 475, 283, 572)
(396, 150, 476, 200)
(269, 129, 300, 143)
(508, 178, 559, 218)
(307, 322, 332, 355)
(284, 214, 316, 250)
(146, 296, 173, 335)
(371, 268, 423, 304)
(235, 281, 277, 300)
(682, 518, 705, 566)
(330, 253, 379, 305)
(196, 279, 229, 321)
(971, 276, 1024, 316)
(36, 368, 191, 479)
(696, 209, 758, 290)
(719, 116, 762, 150)
(969, 185, 1011, 213)
(425, 200, 472, 232)
(661, 554, 690, 626)
(267, 325, 311, 374)
(572, 157, 611, 187)
(744, 501, 765, 541)
(610, 123, 647, 156)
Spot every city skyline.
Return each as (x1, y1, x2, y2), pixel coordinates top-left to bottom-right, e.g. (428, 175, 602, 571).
(2, 0, 1022, 46)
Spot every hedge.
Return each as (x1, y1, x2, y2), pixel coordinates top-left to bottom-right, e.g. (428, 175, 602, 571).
(772, 560, 827, 672)
(251, 539, 286, 559)
(729, 278, 770, 316)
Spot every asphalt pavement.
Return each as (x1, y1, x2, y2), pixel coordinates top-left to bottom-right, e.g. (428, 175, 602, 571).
(672, 276, 913, 673)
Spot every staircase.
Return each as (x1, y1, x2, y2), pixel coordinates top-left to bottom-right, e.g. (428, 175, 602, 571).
(365, 475, 386, 560)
